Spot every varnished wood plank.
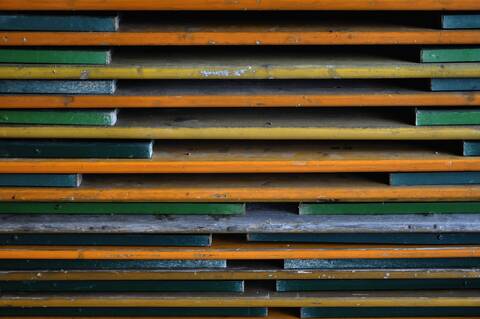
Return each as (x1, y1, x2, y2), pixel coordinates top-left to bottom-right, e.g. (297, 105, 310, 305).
(0, 14, 119, 31)
(0, 49, 111, 64)
(284, 259, 480, 269)
(302, 307, 480, 318)
(442, 15, 480, 29)
(0, 80, 116, 94)
(390, 172, 480, 186)
(0, 174, 80, 187)
(0, 110, 117, 126)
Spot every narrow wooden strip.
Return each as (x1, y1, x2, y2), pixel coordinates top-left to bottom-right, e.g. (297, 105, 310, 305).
(0, 140, 153, 159)
(390, 172, 480, 186)
(431, 78, 480, 91)
(247, 233, 480, 245)
(0, 49, 110, 65)
(416, 108, 480, 125)
(421, 48, 480, 63)
(0, 14, 119, 31)
(0, 202, 245, 215)
(0, 280, 244, 292)
(442, 15, 480, 29)
(0, 110, 117, 126)
(277, 279, 480, 291)
(0, 80, 116, 94)
(464, 141, 480, 156)
(300, 202, 480, 215)
(0, 174, 80, 187)
(302, 307, 480, 318)
(0, 234, 212, 246)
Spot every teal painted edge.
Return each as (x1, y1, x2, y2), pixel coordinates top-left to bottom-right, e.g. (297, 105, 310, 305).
(421, 48, 480, 63)
(0, 280, 244, 292)
(301, 307, 480, 318)
(0, 14, 119, 32)
(0, 109, 117, 126)
(442, 14, 480, 29)
(299, 202, 480, 215)
(0, 234, 212, 247)
(431, 78, 480, 91)
(0, 260, 227, 270)
(416, 108, 480, 125)
(284, 258, 480, 269)
(0, 174, 81, 187)
(0, 140, 154, 159)
(390, 172, 480, 186)
(0, 80, 116, 94)
(277, 279, 480, 291)
(0, 202, 246, 215)
(0, 49, 111, 65)
(248, 233, 480, 244)
(464, 141, 480, 156)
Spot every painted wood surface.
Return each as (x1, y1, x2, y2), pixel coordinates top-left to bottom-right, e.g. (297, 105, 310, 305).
(0, 234, 212, 246)
(2, 109, 480, 140)
(247, 233, 480, 245)
(0, 14, 119, 31)
(0, 174, 80, 187)
(0, 80, 116, 94)
(301, 307, 480, 318)
(0, 140, 153, 159)
(0, 49, 111, 65)
(421, 48, 480, 63)
(416, 108, 480, 125)
(2, 174, 480, 202)
(300, 202, 480, 215)
(0, 202, 244, 215)
(390, 172, 480, 186)
(431, 78, 480, 91)
(3, 141, 480, 174)
(464, 141, 480, 156)
(277, 279, 480, 291)
(1, 0, 479, 11)
(0, 280, 244, 292)
(0, 110, 117, 126)
(1, 51, 480, 80)
(442, 14, 480, 29)
(284, 258, 480, 269)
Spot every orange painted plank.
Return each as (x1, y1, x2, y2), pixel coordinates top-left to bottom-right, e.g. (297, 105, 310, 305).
(1, 141, 480, 174)
(1, 0, 479, 11)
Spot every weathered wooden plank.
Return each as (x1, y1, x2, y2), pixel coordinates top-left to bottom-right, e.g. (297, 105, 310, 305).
(0, 49, 111, 65)
(464, 141, 480, 156)
(421, 48, 480, 63)
(0, 139, 153, 159)
(416, 108, 480, 125)
(0, 202, 245, 215)
(284, 258, 480, 269)
(0, 110, 117, 126)
(442, 14, 480, 29)
(431, 78, 480, 91)
(0, 280, 244, 292)
(0, 174, 80, 187)
(300, 202, 480, 215)
(247, 233, 480, 244)
(390, 172, 480, 186)
(302, 307, 480, 318)
(0, 80, 116, 94)
(277, 279, 480, 291)
(0, 14, 119, 31)
(0, 234, 212, 246)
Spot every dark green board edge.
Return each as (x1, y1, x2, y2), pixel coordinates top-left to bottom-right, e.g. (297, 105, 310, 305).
(442, 15, 480, 29)
(0, 109, 118, 126)
(416, 108, 480, 126)
(0, 80, 116, 94)
(0, 49, 111, 65)
(421, 48, 480, 63)
(390, 172, 480, 186)
(301, 307, 480, 318)
(431, 78, 480, 91)
(0, 174, 81, 187)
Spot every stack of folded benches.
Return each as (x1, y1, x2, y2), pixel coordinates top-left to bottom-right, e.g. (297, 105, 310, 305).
(0, 0, 480, 318)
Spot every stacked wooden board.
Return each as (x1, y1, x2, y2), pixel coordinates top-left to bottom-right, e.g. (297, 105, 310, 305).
(1, 0, 480, 318)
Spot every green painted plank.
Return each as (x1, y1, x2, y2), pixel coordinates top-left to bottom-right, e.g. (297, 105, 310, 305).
(302, 307, 480, 318)
(0, 234, 212, 246)
(0, 49, 111, 65)
(442, 15, 480, 29)
(0, 280, 244, 292)
(431, 78, 480, 91)
(416, 108, 480, 125)
(248, 233, 480, 244)
(0, 260, 227, 270)
(0, 202, 245, 215)
(0, 109, 117, 126)
(421, 48, 480, 63)
(0, 174, 80, 187)
(390, 172, 480, 186)
(0, 80, 116, 94)
(0, 139, 153, 159)
(284, 258, 480, 270)
(0, 14, 119, 32)
(300, 202, 480, 215)
(277, 279, 480, 292)
(463, 141, 480, 156)
(0, 308, 266, 317)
